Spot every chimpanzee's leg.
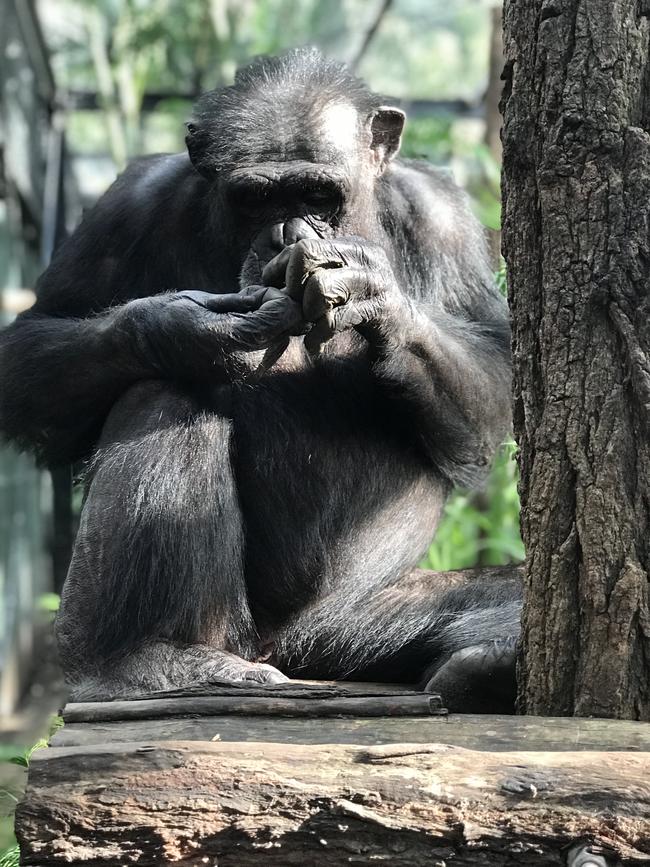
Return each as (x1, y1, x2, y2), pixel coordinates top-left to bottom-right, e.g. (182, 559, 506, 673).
(56, 380, 287, 700)
(273, 565, 522, 713)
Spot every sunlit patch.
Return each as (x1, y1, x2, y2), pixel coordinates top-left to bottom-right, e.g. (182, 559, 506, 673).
(320, 103, 359, 155)
(433, 194, 457, 235)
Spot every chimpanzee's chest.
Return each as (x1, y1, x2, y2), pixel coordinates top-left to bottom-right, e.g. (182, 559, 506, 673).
(230, 355, 445, 624)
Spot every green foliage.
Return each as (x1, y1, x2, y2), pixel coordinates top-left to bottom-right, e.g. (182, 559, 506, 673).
(0, 749, 20, 766)
(401, 116, 456, 163)
(0, 719, 63, 860)
(422, 443, 524, 572)
(6, 741, 48, 771)
(495, 257, 508, 296)
(47, 716, 65, 738)
(0, 845, 19, 867)
(37, 593, 61, 613)
(358, 0, 493, 100)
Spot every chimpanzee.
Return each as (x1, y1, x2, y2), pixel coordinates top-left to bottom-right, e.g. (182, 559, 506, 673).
(0, 49, 521, 711)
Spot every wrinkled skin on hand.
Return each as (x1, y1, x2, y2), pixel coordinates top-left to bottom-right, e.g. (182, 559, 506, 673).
(262, 236, 403, 354)
(120, 285, 303, 379)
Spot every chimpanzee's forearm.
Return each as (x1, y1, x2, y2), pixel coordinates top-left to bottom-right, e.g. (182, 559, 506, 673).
(0, 287, 302, 465)
(0, 309, 153, 465)
(362, 296, 512, 487)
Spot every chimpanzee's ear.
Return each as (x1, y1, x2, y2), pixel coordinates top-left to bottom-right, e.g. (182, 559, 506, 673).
(185, 122, 197, 158)
(185, 122, 209, 176)
(368, 107, 406, 172)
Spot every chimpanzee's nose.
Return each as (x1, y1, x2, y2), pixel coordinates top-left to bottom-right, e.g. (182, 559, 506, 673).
(268, 222, 285, 252)
(283, 217, 320, 246)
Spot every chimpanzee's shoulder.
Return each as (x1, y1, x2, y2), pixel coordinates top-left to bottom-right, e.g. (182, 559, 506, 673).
(96, 152, 205, 215)
(382, 158, 468, 211)
(31, 153, 211, 315)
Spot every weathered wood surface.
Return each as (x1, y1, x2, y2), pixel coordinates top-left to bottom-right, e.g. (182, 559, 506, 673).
(63, 691, 443, 724)
(17, 739, 650, 866)
(124, 680, 418, 699)
(18, 685, 650, 864)
(51, 711, 650, 753)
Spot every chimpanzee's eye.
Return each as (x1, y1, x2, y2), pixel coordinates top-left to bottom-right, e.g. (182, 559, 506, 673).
(236, 188, 268, 213)
(302, 186, 340, 211)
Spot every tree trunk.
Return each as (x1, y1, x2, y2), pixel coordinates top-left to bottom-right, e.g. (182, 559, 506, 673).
(501, 1, 650, 718)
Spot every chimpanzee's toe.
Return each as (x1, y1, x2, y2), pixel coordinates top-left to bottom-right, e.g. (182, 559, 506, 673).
(241, 662, 290, 685)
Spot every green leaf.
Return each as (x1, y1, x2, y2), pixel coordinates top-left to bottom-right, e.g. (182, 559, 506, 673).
(37, 593, 60, 613)
(0, 844, 19, 867)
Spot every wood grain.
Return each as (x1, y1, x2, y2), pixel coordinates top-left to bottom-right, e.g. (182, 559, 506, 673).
(51, 710, 650, 753)
(63, 691, 444, 723)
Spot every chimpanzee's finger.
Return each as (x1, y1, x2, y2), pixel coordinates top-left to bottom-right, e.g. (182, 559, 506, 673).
(208, 286, 289, 312)
(303, 300, 371, 356)
(229, 296, 304, 351)
(256, 336, 291, 378)
(303, 311, 336, 356)
(284, 239, 346, 300)
(261, 246, 294, 288)
(302, 267, 370, 321)
(174, 288, 267, 313)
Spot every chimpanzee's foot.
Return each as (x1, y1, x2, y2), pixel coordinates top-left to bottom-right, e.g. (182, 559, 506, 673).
(184, 645, 289, 687)
(422, 636, 518, 714)
(67, 643, 289, 701)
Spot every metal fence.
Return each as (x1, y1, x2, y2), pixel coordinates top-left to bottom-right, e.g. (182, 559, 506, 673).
(0, 0, 58, 718)
(0, 445, 51, 718)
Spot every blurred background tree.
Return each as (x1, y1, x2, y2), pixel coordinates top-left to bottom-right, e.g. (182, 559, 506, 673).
(0, 2, 518, 857)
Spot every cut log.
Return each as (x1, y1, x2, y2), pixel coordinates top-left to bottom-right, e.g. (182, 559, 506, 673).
(16, 738, 650, 865)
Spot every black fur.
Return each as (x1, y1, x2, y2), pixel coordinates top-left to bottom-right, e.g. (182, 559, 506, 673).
(0, 49, 519, 710)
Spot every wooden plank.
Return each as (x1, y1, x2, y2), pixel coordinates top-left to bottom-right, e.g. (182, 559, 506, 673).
(63, 692, 444, 724)
(51, 711, 650, 752)
(16, 739, 650, 865)
(125, 680, 418, 699)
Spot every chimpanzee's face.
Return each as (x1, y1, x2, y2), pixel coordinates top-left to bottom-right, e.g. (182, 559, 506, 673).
(223, 102, 386, 287)
(186, 94, 405, 288)
(224, 160, 352, 279)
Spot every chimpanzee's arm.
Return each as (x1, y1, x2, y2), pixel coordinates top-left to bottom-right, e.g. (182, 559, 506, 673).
(0, 156, 300, 465)
(0, 289, 300, 465)
(362, 299, 511, 488)
(263, 161, 511, 487)
(366, 162, 511, 487)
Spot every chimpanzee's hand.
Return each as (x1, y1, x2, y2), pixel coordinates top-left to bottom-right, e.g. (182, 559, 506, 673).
(262, 237, 401, 353)
(118, 286, 303, 379)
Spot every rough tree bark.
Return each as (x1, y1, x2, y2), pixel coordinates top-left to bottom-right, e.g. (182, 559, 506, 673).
(502, 0, 650, 718)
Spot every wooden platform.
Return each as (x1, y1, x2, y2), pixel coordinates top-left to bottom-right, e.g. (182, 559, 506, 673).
(14, 682, 650, 865)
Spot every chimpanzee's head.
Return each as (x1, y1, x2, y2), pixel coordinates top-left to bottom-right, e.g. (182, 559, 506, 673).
(185, 49, 405, 285)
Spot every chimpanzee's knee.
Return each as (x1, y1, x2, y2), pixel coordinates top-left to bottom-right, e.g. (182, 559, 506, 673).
(98, 379, 198, 448)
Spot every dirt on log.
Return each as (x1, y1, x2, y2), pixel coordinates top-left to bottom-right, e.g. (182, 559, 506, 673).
(502, 1, 650, 717)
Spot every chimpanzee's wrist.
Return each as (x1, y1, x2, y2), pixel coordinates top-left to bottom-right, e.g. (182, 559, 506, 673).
(107, 298, 170, 378)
